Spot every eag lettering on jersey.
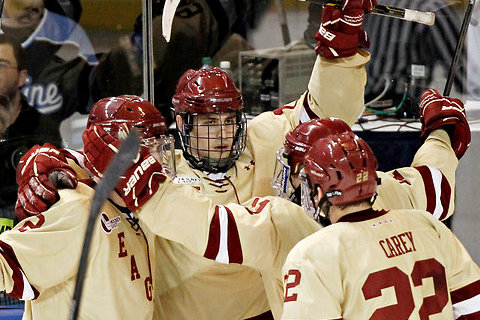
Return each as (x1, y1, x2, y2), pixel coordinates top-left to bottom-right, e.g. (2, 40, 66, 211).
(379, 231, 416, 258)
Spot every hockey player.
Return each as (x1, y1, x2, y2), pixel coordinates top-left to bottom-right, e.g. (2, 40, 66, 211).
(16, 82, 469, 319)
(15, 0, 378, 318)
(79, 89, 470, 319)
(281, 132, 480, 319)
(0, 95, 171, 319)
(273, 88, 470, 221)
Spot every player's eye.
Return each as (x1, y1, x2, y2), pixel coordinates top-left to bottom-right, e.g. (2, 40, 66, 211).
(225, 118, 236, 125)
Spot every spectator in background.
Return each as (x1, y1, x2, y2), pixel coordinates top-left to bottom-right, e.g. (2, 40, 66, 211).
(44, 0, 82, 22)
(0, 34, 61, 227)
(0, 0, 99, 127)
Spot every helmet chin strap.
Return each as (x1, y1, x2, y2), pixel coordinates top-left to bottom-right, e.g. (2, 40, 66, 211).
(314, 193, 332, 227)
(289, 184, 302, 204)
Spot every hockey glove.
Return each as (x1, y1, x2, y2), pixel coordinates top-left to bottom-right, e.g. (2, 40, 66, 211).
(315, 0, 377, 59)
(83, 124, 166, 212)
(15, 144, 78, 221)
(420, 89, 471, 159)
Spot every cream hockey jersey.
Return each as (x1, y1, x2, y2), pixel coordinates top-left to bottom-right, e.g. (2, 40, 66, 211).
(151, 51, 370, 319)
(0, 183, 154, 320)
(140, 131, 458, 319)
(140, 188, 321, 319)
(281, 208, 480, 320)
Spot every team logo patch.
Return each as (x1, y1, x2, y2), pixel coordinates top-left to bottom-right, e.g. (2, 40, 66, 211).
(173, 176, 202, 184)
(100, 213, 121, 234)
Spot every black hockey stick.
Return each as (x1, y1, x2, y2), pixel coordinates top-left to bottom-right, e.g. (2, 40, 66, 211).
(142, 0, 155, 104)
(68, 129, 140, 320)
(0, 0, 5, 31)
(443, 0, 476, 96)
(299, 0, 435, 25)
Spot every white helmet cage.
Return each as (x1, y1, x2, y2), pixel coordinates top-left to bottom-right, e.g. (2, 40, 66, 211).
(272, 147, 295, 199)
(141, 133, 177, 178)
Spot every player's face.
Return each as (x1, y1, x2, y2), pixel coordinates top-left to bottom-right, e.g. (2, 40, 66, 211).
(2, 0, 45, 29)
(190, 112, 237, 160)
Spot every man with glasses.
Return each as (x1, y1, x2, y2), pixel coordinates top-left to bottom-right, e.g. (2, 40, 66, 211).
(0, 34, 61, 225)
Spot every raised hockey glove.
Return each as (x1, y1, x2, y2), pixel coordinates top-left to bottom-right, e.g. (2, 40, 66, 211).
(315, 0, 377, 59)
(83, 124, 166, 212)
(15, 144, 78, 221)
(420, 89, 471, 159)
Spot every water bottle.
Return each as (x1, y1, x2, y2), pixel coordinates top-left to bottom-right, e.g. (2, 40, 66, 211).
(201, 57, 212, 69)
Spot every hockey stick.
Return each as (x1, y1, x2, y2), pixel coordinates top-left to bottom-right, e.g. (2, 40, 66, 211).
(274, 0, 292, 45)
(68, 129, 141, 320)
(162, 0, 181, 42)
(443, 0, 476, 96)
(142, 0, 155, 104)
(299, 0, 436, 25)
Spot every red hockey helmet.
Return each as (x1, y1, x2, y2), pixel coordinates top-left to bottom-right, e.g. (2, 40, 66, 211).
(272, 118, 352, 200)
(172, 68, 246, 173)
(172, 68, 243, 114)
(303, 132, 378, 206)
(284, 118, 352, 175)
(87, 95, 167, 141)
(87, 95, 175, 176)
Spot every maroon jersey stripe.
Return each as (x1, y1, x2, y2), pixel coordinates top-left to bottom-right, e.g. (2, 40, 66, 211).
(224, 207, 243, 264)
(456, 310, 480, 320)
(0, 240, 39, 300)
(438, 173, 451, 220)
(302, 91, 319, 120)
(451, 279, 480, 304)
(204, 206, 221, 260)
(414, 166, 436, 215)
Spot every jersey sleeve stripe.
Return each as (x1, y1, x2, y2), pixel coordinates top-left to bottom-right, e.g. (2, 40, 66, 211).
(451, 280, 480, 319)
(414, 165, 451, 220)
(224, 206, 242, 264)
(455, 310, 480, 320)
(453, 296, 480, 319)
(216, 205, 230, 264)
(204, 206, 221, 261)
(0, 240, 39, 300)
(451, 280, 480, 304)
(203, 206, 243, 264)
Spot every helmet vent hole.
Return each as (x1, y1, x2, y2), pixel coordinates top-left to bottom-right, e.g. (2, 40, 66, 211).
(126, 107, 134, 112)
(336, 171, 342, 180)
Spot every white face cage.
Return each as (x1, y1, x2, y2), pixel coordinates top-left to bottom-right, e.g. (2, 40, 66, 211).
(142, 134, 176, 178)
(299, 168, 317, 220)
(271, 147, 294, 199)
(179, 111, 247, 173)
